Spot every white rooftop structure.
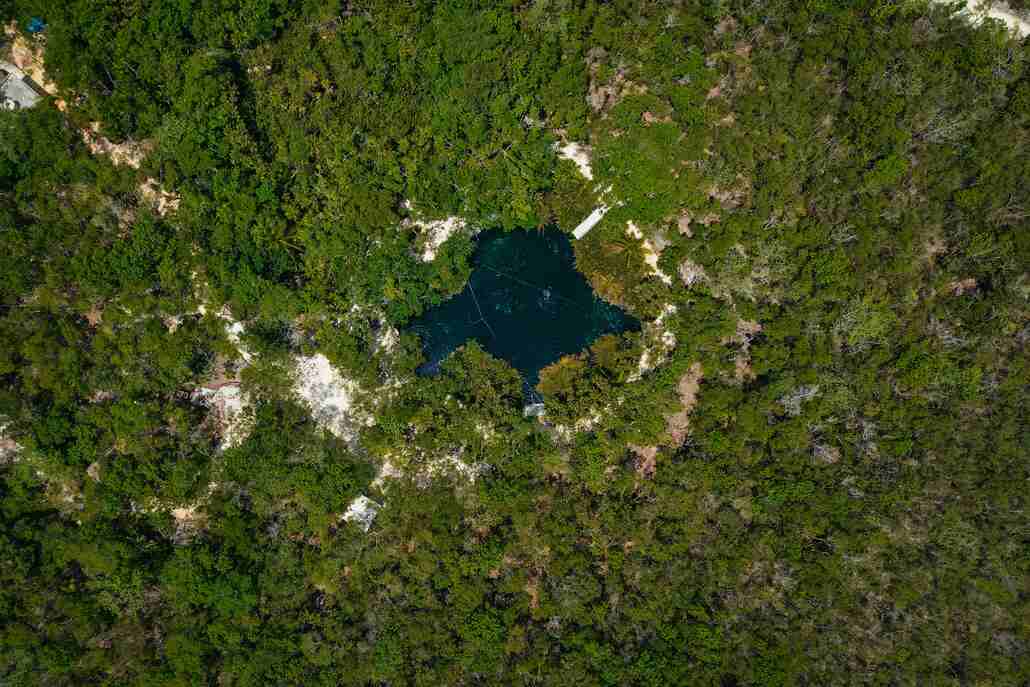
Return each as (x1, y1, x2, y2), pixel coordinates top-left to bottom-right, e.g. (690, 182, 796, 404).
(0, 61, 44, 109)
(572, 204, 610, 239)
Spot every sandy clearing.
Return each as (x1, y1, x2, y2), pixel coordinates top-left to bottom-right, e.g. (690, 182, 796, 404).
(933, 0, 1030, 36)
(574, 407, 605, 433)
(402, 201, 467, 262)
(557, 141, 594, 180)
(626, 221, 673, 285)
(81, 123, 153, 168)
(666, 362, 704, 445)
(371, 446, 485, 491)
(341, 495, 380, 531)
(415, 215, 466, 262)
(0, 429, 20, 464)
(191, 305, 255, 449)
(420, 449, 484, 484)
(679, 258, 707, 287)
(197, 304, 253, 363)
(374, 325, 400, 354)
(163, 482, 222, 543)
(371, 456, 405, 489)
(729, 318, 763, 383)
(194, 384, 252, 451)
(293, 354, 374, 441)
(139, 177, 181, 216)
(629, 303, 678, 381)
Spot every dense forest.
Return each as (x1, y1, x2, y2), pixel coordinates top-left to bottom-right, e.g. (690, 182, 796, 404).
(1, 0, 1028, 684)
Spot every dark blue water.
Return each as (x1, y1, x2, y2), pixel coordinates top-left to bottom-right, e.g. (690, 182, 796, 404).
(408, 228, 638, 393)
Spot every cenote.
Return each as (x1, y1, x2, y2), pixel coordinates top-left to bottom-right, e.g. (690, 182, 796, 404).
(408, 227, 639, 395)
